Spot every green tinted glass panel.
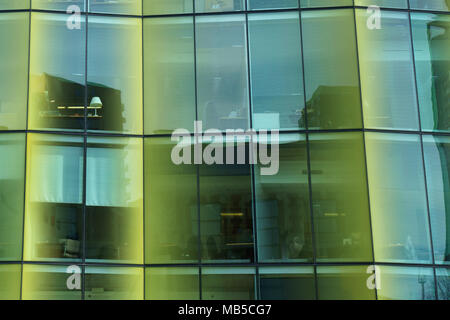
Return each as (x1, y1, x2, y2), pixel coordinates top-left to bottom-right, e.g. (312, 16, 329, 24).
(302, 9, 361, 130)
(410, 0, 450, 11)
(144, 17, 195, 134)
(145, 267, 200, 300)
(317, 266, 376, 300)
(0, 12, 29, 130)
(436, 268, 450, 300)
(29, 13, 86, 131)
(411, 13, 450, 132)
(89, 0, 142, 15)
(301, 0, 352, 8)
(195, 0, 244, 12)
(0, 0, 29, 10)
(32, 0, 85, 11)
(255, 134, 313, 262)
(248, 0, 297, 9)
(309, 132, 373, 262)
(85, 266, 143, 300)
(202, 267, 255, 300)
(248, 12, 305, 131)
(87, 16, 142, 134)
(24, 134, 84, 262)
(355, 0, 407, 7)
(356, 10, 419, 131)
(196, 15, 249, 131)
(144, 0, 193, 14)
(144, 137, 198, 264)
(22, 264, 81, 300)
(365, 133, 432, 264)
(376, 266, 435, 300)
(259, 267, 315, 300)
(423, 135, 450, 264)
(0, 265, 21, 300)
(86, 137, 143, 264)
(0, 134, 25, 261)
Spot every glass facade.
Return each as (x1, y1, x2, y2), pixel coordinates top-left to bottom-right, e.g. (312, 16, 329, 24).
(0, 1, 448, 300)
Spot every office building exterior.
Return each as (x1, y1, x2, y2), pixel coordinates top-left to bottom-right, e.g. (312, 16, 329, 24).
(0, 0, 449, 300)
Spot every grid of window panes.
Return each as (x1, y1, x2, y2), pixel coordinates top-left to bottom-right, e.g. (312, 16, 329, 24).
(0, 0, 449, 300)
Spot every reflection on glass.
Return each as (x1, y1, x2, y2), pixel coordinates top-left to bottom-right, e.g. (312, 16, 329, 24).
(89, 0, 142, 15)
(24, 134, 84, 262)
(0, 0, 29, 10)
(145, 267, 200, 300)
(411, 13, 450, 132)
(317, 266, 376, 300)
(354, 0, 407, 7)
(85, 266, 143, 300)
(86, 137, 143, 264)
(22, 264, 81, 300)
(302, 9, 361, 130)
(423, 135, 450, 264)
(202, 267, 255, 300)
(144, 0, 193, 14)
(200, 142, 253, 263)
(0, 265, 21, 300)
(195, 0, 243, 12)
(88, 16, 142, 134)
(376, 266, 435, 300)
(356, 10, 419, 131)
(255, 134, 312, 262)
(248, 12, 305, 130)
(259, 267, 315, 300)
(144, 137, 198, 264)
(29, 13, 86, 131)
(410, 0, 450, 11)
(309, 132, 373, 262)
(144, 17, 195, 134)
(0, 12, 29, 130)
(248, 0, 297, 10)
(32, 0, 85, 11)
(300, 0, 352, 8)
(436, 268, 450, 300)
(0, 134, 25, 261)
(365, 133, 432, 263)
(196, 15, 249, 131)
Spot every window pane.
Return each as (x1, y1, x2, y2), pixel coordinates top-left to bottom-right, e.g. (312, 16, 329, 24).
(145, 267, 199, 300)
(365, 133, 432, 263)
(144, 17, 195, 134)
(255, 134, 313, 262)
(201, 267, 255, 300)
(200, 142, 254, 263)
(410, 0, 450, 11)
(411, 13, 450, 132)
(356, 10, 419, 131)
(86, 137, 143, 264)
(247, 0, 297, 10)
(24, 134, 84, 262)
(144, 0, 193, 14)
(0, 12, 29, 130)
(22, 264, 81, 300)
(88, 16, 142, 134)
(0, 134, 26, 261)
(196, 15, 249, 131)
(436, 267, 450, 300)
(85, 266, 143, 300)
(0, 265, 21, 300)
(89, 0, 142, 15)
(32, 0, 85, 11)
(195, 0, 244, 13)
(309, 132, 373, 262)
(302, 9, 362, 130)
(376, 266, 435, 300)
(248, 12, 305, 131)
(0, 0, 29, 10)
(354, 0, 407, 7)
(29, 13, 86, 131)
(259, 266, 315, 300)
(300, 0, 352, 8)
(144, 137, 198, 264)
(317, 266, 376, 300)
(423, 135, 450, 264)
